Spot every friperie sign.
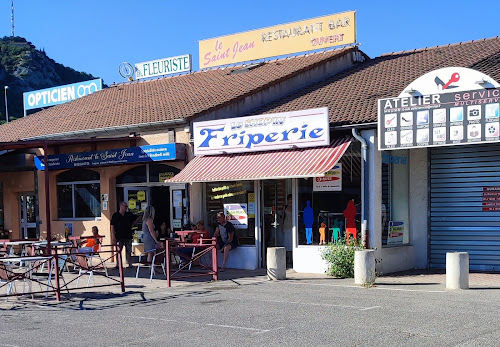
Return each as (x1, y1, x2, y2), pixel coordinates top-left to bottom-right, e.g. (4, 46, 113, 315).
(199, 11, 355, 69)
(23, 78, 102, 111)
(193, 107, 329, 156)
(135, 54, 192, 80)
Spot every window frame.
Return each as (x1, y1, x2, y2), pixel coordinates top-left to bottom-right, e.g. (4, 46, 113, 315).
(57, 178, 101, 221)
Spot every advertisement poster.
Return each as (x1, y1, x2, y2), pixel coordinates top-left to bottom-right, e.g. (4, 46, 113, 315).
(248, 193, 255, 218)
(313, 163, 342, 191)
(223, 203, 248, 229)
(387, 221, 405, 245)
(64, 223, 73, 240)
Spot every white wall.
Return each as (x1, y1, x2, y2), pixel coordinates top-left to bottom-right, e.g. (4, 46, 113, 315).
(368, 131, 429, 274)
(293, 246, 328, 274)
(219, 246, 258, 270)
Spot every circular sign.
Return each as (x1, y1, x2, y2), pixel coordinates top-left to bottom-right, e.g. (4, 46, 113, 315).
(119, 62, 135, 81)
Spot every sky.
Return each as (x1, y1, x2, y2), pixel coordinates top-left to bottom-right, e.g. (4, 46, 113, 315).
(2, 1, 499, 86)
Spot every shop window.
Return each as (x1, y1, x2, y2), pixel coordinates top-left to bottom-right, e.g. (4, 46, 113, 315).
(57, 169, 101, 219)
(149, 164, 180, 183)
(116, 165, 147, 184)
(205, 181, 255, 245)
(298, 143, 361, 245)
(381, 150, 409, 246)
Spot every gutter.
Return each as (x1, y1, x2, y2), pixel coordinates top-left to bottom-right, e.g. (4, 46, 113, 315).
(23, 119, 187, 141)
(352, 128, 369, 248)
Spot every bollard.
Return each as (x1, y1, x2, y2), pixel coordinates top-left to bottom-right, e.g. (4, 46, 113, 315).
(446, 252, 469, 290)
(354, 249, 376, 285)
(267, 247, 286, 280)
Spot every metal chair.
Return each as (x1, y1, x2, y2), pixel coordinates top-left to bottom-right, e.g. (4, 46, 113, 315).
(136, 248, 166, 281)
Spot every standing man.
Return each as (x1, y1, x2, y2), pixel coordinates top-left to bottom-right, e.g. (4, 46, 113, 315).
(214, 211, 238, 271)
(111, 201, 141, 268)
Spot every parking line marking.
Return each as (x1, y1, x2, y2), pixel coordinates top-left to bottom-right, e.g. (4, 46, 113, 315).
(123, 315, 270, 333)
(287, 281, 446, 293)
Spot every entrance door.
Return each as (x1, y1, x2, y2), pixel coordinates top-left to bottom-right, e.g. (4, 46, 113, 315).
(261, 182, 278, 267)
(20, 193, 37, 239)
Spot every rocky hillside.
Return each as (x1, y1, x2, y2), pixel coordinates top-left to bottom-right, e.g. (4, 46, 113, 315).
(0, 36, 99, 123)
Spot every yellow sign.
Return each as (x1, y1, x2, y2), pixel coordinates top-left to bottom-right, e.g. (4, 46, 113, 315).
(199, 11, 356, 69)
(159, 172, 175, 182)
(137, 190, 146, 201)
(128, 199, 137, 210)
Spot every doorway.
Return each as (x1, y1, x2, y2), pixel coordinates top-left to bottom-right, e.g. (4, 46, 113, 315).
(19, 193, 37, 239)
(261, 181, 278, 267)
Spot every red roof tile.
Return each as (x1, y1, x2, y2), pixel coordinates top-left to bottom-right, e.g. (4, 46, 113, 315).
(0, 47, 355, 142)
(256, 37, 500, 125)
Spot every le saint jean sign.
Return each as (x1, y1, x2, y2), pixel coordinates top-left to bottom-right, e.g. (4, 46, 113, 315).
(193, 108, 329, 156)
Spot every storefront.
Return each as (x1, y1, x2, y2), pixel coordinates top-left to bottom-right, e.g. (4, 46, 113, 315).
(170, 107, 361, 272)
(377, 66, 500, 272)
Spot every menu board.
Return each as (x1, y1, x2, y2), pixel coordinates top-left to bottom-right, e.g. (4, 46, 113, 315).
(378, 88, 500, 150)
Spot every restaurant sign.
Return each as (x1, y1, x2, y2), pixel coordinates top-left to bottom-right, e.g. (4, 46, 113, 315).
(23, 78, 103, 111)
(193, 107, 329, 156)
(34, 143, 185, 170)
(135, 54, 192, 80)
(199, 11, 356, 69)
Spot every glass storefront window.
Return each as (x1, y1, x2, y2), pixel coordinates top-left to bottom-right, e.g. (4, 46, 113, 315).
(297, 143, 361, 245)
(57, 169, 101, 219)
(381, 150, 410, 246)
(205, 181, 255, 245)
(0, 182, 3, 228)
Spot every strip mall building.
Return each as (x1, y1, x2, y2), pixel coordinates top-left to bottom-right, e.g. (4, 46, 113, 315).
(0, 37, 499, 273)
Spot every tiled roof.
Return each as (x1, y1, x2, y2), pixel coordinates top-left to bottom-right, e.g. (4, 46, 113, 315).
(255, 37, 500, 125)
(0, 47, 355, 142)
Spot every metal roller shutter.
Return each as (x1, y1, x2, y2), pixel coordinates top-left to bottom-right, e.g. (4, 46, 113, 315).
(430, 144, 500, 271)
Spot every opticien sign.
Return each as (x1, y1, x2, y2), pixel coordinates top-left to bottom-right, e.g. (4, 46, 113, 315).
(193, 107, 329, 156)
(23, 79, 102, 111)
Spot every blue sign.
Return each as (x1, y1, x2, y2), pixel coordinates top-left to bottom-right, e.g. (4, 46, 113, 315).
(35, 143, 185, 171)
(23, 78, 103, 111)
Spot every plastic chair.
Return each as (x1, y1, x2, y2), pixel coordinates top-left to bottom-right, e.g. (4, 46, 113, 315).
(136, 249, 166, 282)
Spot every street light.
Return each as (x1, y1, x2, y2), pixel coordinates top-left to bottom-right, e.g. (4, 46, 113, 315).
(4, 86, 8, 123)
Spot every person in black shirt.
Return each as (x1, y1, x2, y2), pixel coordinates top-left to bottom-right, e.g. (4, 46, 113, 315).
(110, 201, 141, 268)
(214, 211, 238, 271)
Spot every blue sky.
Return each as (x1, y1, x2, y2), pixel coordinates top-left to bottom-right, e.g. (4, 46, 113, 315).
(3, 1, 499, 86)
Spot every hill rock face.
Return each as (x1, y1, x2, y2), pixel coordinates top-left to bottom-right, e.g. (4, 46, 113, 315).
(0, 36, 98, 123)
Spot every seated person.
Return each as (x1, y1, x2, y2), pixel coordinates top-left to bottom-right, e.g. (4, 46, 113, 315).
(214, 212, 238, 271)
(84, 226, 101, 252)
(158, 222, 168, 240)
(192, 221, 210, 244)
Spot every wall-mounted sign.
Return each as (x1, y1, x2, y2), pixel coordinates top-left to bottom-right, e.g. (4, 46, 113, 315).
(313, 163, 342, 191)
(193, 107, 329, 156)
(482, 187, 500, 211)
(135, 54, 191, 79)
(224, 203, 248, 229)
(159, 172, 175, 182)
(199, 11, 356, 69)
(34, 143, 185, 170)
(248, 193, 255, 218)
(23, 78, 102, 111)
(378, 88, 500, 150)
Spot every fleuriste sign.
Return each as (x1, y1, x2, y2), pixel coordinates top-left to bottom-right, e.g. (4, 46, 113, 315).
(135, 54, 192, 80)
(193, 107, 330, 156)
(23, 78, 103, 111)
(34, 143, 185, 170)
(199, 11, 356, 69)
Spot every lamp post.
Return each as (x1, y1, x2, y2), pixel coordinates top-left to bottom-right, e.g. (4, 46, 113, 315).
(4, 86, 8, 123)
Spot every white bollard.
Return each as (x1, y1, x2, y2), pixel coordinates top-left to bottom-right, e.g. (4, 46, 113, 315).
(446, 252, 469, 290)
(267, 247, 286, 280)
(354, 250, 376, 285)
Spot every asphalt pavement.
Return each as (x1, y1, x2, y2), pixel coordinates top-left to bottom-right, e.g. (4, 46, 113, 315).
(1, 268, 500, 346)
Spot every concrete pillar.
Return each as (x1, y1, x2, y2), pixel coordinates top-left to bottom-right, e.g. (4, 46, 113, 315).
(354, 249, 376, 285)
(267, 247, 286, 280)
(446, 252, 469, 290)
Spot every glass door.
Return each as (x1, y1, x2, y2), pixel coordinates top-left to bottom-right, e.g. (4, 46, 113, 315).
(261, 181, 278, 267)
(20, 193, 37, 239)
(124, 187, 151, 216)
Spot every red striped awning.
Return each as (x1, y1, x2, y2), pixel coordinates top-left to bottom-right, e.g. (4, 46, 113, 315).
(168, 137, 352, 183)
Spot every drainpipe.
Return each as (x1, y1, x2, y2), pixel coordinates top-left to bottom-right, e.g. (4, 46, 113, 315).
(351, 128, 369, 248)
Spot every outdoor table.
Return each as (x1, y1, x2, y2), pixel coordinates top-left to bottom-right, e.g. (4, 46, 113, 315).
(165, 237, 218, 287)
(174, 230, 202, 242)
